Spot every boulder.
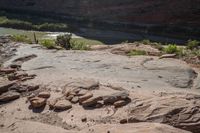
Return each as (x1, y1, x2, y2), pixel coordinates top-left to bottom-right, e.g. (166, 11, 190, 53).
(114, 100, 129, 108)
(120, 93, 200, 133)
(38, 91, 51, 99)
(0, 91, 20, 102)
(103, 91, 129, 104)
(82, 96, 103, 107)
(0, 81, 16, 94)
(0, 68, 16, 74)
(79, 92, 93, 103)
(54, 100, 72, 110)
(30, 97, 46, 108)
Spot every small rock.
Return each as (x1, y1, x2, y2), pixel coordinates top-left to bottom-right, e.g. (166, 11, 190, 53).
(159, 54, 176, 59)
(0, 91, 20, 102)
(79, 92, 93, 103)
(81, 117, 87, 122)
(30, 97, 46, 108)
(48, 99, 58, 108)
(54, 100, 72, 110)
(8, 71, 28, 81)
(103, 91, 129, 105)
(82, 96, 103, 107)
(38, 91, 51, 99)
(114, 100, 128, 108)
(77, 89, 88, 96)
(71, 96, 79, 104)
(27, 93, 36, 100)
(66, 95, 74, 101)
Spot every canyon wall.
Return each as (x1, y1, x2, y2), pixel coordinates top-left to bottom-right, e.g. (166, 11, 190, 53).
(0, 0, 200, 37)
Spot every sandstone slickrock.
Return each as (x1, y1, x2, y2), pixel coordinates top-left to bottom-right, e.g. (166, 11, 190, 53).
(54, 100, 72, 110)
(103, 91, 129, 104)
(68, 79, 99, 90)
(38, 91, 51, 99)
(30, 97, 46, 108)
(80, 123, 191, 133)
(0, 91, 20, 102)
(120, 93, 200, 133)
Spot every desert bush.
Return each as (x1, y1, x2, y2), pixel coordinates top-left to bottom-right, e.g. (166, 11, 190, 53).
(186, 40, 200, 50)
(70, 40, 90, 50)
(55, 34, 72, 49)
(127, 50, 146, 56)
(11, 35, 32, 44)
(141, 39, 151, 45)
(164, 44, 179, 54)
(40, 39, 56, 49)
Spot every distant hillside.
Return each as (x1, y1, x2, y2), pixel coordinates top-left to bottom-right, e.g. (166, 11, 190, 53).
(0, 0, 200, 38)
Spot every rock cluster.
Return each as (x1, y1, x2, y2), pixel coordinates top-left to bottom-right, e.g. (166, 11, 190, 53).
(63, 87, 131, 109)
(0, 81, 39, 103)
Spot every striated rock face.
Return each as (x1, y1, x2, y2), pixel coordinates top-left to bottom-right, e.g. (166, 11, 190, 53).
(0, 0, 199, 27)
(120, 93, 200, 133)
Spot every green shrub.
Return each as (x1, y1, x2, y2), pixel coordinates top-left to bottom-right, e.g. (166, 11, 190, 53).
(141, 39, 151, 45)
(127, 50, 146, 56)
(40, 39, 56, 49)
(164, 44, 179, 54)
(56, 34, 72, 49)
(70, 40, 90, 50)
(11, 35, 32, 44)
(186, 40, 200, 50)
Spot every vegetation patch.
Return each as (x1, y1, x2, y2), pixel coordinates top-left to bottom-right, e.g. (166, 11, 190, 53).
(186, 40, 200, 50)
(11, 34, 32, 44)
(0, 16, 69, 32)
(127, 50, 146, 56)
(70, 40, 90, 50)
(39, 39, 58, 49)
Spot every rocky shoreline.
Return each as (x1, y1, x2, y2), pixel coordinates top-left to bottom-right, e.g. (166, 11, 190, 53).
(1, 36, 200, 133)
